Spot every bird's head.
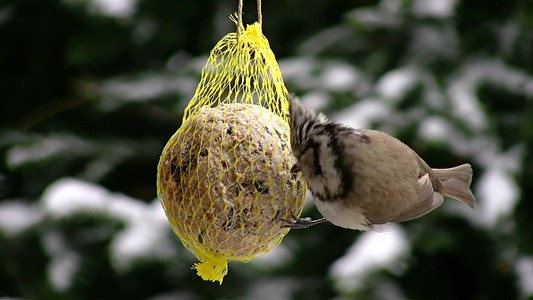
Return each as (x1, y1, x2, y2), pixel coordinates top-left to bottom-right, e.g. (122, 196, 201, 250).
(288, 95, 328, 159)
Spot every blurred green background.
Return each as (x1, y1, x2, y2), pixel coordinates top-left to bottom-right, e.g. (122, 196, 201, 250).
(1, 0, 532, 299)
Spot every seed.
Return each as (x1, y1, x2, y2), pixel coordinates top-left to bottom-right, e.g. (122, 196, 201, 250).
(225, 125, 234, 135)
(254, 181, 269, 195)
(274, 129, 282, 139)
(182, 143, 191, 155)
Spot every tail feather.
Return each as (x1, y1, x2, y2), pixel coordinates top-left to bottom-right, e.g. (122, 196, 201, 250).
(432, 163, 473, 185)
(432, 164, 475, 209)
(441, 179, 475, 208)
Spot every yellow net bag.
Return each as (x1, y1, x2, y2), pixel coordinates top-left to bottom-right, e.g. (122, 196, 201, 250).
(157, 18, 307, 284)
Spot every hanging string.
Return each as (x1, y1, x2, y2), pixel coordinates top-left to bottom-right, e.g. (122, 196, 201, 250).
(236, 0, 243, 40)
(257, 0, 262, 29)
(237, 0, 263, 40)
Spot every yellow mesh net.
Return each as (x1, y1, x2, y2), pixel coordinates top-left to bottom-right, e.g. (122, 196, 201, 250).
(157, 20, 307, 284)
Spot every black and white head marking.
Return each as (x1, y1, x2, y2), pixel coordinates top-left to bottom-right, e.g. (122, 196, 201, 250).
(288, 96, 357, 202)
(288, 96, 327, 158)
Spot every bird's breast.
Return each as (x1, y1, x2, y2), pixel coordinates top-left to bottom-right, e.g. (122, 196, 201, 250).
(314, 198, 370, 231)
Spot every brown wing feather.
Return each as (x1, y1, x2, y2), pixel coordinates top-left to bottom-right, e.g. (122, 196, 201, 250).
(387, 174, 444, 223)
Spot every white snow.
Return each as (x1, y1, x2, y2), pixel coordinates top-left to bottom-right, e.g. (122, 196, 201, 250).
(430, 133, 522, 228)
(516, 256, 533, 297)
(241, 278, 298, 300)
(100, 73, 198, 111)
(279, 57, 318, 90)
(319, 62, 360, 92)
(42, 230, 80, 291)
(408, 25, 458, 62)
(330, 225, 409, 292)
(411, 0, 456, 19)
(419, 115, 522, 228)
(0, 201, 44, 236)
(419, 71, 446, 109)
(376, 67, 419, 102)
(447, 59, 533, 132)
(6, 134, 94, 169)
(346, 7, 399, 28)
(42, 178, 108, 216)
(373, 280, 409, 300)
(497, 22, 520, 58)
(447, 78, 487, 131)
(334, 98, 391, 129)
(378, 67, 446, 109)
(297, 26, 354, 56)
(418, 116, 452, 142)
(62, 0, 136, 18)
(90, 0, 137, 18)
(300, 91, 331, 111)
(110, 200, 176, 271)
(41, 178, 177, 272)
(250, 244, 293, 270)
(473, 167, 519, 227)
(379, 0, 402, 14)
(280, 58, 369, 98)
(78, 143, 134, 182)
(103, 75, 179, 101)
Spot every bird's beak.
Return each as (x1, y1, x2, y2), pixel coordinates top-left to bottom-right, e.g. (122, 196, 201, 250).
(290, 163, 301, 174)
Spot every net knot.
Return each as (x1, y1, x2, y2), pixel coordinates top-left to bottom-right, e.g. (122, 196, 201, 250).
(193, 258, 228, 284)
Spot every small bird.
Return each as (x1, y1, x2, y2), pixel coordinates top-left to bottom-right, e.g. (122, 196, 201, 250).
(283, 97, 475, 230)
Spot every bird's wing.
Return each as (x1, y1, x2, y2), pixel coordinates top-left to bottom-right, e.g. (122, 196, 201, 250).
(413, 153, 444, 192)
(387, 173, 444, 223)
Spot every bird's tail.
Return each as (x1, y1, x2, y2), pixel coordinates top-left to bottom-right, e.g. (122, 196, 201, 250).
(432, 163, 476, 209)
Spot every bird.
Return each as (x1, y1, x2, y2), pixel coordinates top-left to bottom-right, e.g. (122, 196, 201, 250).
(283, 96, 475, 231)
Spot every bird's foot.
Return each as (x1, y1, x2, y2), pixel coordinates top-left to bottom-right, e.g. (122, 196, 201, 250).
(281, 211, 328, 229)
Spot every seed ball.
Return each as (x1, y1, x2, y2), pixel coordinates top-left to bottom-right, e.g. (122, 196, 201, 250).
(157, 103, 307, 282)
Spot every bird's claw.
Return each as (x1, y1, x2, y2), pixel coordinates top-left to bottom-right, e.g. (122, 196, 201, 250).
(281, 211, 327, 229)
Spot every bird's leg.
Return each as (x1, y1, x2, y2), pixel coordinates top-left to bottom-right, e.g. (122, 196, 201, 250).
(281, 211, 328, 229)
